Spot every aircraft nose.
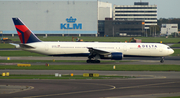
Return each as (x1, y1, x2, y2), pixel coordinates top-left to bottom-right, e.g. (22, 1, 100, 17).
(169, 49, 174, 55)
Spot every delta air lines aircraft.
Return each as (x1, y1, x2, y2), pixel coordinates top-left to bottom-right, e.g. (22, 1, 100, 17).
(12, 18, 174, 63)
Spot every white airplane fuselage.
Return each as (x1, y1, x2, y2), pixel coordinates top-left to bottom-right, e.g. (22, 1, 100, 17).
(23, 41, 174, 57)
(12, 18, 174, 63)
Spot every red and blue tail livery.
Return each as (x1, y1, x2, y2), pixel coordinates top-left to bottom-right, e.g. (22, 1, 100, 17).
(12, 18, 41, 44)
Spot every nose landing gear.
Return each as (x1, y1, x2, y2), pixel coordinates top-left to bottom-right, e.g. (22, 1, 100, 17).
(160, 57, 164, 63)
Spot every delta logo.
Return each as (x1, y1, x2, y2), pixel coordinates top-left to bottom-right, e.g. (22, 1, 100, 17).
(138, 45, 157, 48)
(52, 45, 60, 48)
(60, 16, 82, 29)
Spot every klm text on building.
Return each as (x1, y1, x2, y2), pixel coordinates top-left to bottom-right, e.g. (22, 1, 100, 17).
(61, 16, 82, 29)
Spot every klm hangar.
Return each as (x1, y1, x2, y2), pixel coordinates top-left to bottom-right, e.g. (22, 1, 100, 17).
(0, 0, 112, 36)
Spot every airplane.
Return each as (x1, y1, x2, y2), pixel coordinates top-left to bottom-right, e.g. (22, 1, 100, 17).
(12, 18, 174, 63)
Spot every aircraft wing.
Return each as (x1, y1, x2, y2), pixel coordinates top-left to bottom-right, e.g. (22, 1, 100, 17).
(9, 43, 35, 49)
(87, 47, 114, 55)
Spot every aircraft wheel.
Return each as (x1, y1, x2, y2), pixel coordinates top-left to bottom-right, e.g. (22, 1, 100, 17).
(160, 59, 164, 63)
(95, 60, 100, 63)
(160, 57, 164, 63)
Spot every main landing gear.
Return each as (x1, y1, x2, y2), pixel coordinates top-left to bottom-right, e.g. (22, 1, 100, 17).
(86, 54, 101, 63)
(160, 57, 164, 63)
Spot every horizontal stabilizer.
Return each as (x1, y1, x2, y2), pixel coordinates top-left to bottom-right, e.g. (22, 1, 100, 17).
(9, 43, 20, 48)
(20, 44, 35, 49)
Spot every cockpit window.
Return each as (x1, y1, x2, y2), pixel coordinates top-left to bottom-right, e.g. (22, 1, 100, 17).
(167, 47, 171, 49)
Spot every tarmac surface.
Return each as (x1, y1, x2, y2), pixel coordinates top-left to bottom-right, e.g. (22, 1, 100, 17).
(0, 56, 180, 65)
(0, 56, 180, 98)
(0, 79, 180, 98)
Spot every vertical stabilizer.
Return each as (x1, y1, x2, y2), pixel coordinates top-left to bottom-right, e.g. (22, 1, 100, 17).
(12, 18, 41, 44)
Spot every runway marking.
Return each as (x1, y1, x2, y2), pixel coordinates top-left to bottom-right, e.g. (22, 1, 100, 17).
(116, 81, 179, 90)
(0, 85, 34, 94)
(22, 83, 116, 98)
(22, 81, 180, 98)
(104, 81, 180, 98)
(105, 92, 180, 98)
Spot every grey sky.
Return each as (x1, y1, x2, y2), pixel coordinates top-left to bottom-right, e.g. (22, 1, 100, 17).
(99, 0, 180, 19)
(1, 0, 180, 19)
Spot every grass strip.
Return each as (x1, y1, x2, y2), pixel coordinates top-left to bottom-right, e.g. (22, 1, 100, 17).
(0, 60, 86, 63)
(0, 50, 45, 56)
(0, 74, 133, 79)
(171, 44, 180, 47)
(0, 60, 127, 63)
(160, 96, 180, 98)
(0, 43, 15, 48)
(0, 65, 180, 71)
(0, 49, 180, 56)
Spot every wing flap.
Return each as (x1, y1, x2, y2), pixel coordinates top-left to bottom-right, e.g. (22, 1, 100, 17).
(87, 47, 115, 55)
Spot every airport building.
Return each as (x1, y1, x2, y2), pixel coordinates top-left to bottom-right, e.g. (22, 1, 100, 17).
(160, 24, 178, 35)
(113, 2, 157, 30)
(0, 0, 112, 36)
(98, 19, 145, 37)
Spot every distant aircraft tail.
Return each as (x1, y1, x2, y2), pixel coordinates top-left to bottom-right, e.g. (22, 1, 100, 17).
(12, 18, 41, 44)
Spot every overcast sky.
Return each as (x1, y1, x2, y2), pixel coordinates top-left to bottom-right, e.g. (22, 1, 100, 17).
(2, 0, 180, 19)
(66, 0, 180, 19)
(99, 0, 180, 19)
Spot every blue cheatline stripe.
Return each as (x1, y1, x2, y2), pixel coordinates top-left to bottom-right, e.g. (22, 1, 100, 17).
(3, 31, 97, 34)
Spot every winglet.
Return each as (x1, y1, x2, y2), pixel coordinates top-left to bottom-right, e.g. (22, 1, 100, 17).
(12, 18, 41, 44)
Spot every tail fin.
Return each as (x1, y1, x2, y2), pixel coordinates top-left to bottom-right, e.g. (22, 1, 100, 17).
(12, 18, 41, 44)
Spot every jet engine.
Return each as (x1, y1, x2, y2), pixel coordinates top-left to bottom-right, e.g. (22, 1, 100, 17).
(100, 52, 123, 60)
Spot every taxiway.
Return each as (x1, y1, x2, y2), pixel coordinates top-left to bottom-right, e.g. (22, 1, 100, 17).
(0, 56, 180, 98)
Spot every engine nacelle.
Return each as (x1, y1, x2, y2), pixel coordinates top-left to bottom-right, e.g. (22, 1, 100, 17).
(100, 52, 123, 60)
